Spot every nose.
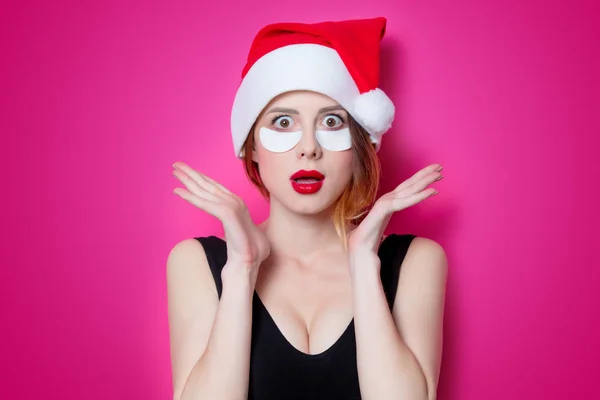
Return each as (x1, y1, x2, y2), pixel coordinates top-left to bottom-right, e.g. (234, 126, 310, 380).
(295, 128, 322, 160)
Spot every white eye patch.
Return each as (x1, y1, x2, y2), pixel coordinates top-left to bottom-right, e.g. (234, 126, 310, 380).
(258, 128, 302, 152)
(316, 128, 352, 151)
(258, 127, 352, 153)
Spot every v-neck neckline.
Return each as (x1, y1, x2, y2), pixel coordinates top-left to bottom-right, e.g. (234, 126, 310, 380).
(253, 290, 355, 358)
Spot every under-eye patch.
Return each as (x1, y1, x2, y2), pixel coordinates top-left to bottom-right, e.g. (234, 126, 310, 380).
(258, 127, 353, 153)
(315, 128, 352, 151)
(258, 127, 302, 153)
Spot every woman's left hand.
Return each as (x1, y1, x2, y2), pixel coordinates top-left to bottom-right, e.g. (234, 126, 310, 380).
(346, 163, 444, 256)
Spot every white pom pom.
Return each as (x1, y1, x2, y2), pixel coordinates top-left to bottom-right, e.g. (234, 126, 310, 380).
(352, 88, 395, 143)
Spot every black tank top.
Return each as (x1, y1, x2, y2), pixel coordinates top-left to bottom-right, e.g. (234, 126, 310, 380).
(195, 233, 416, 400)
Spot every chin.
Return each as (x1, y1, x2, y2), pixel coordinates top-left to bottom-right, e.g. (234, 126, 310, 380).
(288, 199, 334, 215)
(285, 188, 344, 216)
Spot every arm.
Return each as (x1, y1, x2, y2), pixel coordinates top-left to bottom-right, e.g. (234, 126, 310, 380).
(167, 238, 255, 400)
(352, 237, 448, 400)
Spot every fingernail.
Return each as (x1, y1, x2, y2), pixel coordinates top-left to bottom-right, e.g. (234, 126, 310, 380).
(436, 175, 443, 181)
(435, 165, 443, 172)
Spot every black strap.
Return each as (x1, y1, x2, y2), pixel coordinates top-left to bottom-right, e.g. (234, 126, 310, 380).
(195, 236, 227, 299)
(379, 234, 417, 310)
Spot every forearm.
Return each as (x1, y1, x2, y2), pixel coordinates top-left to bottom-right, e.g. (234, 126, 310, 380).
(351, 256, 429, 400)
(179, 262, 255, 400)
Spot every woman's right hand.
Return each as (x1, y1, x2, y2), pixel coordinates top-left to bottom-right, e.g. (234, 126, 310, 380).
(172, 161, 270, 276)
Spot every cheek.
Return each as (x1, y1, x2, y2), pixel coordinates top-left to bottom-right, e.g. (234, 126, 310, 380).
(255, 149, 288, 188)
(326, 152, 355, 190)
(338, 152, 355, 178)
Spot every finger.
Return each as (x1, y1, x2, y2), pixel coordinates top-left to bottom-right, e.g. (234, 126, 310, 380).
(173, 162, 226, 197)
(173, 170, 219, 202)
(397, 172, 442, 197)
(173, 188, 222, 218)
(393, 164, 442, 193)
(200, 173, 233, 195)
(392, 188, 438, 210)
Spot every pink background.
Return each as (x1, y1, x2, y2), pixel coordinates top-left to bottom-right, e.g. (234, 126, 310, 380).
(2, 0, 598, 398)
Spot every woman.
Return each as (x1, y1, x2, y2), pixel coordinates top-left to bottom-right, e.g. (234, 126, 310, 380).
(167, 17, 447, 400)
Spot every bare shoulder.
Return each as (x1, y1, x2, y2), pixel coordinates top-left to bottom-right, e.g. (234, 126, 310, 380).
(166, 238, 219, 297)
(166, 237, 208, 270)
(403, 236, 448, 275)
(166, 238, 220, 398)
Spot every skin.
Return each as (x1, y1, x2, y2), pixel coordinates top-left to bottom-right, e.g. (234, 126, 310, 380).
(167, 90, 447, 400)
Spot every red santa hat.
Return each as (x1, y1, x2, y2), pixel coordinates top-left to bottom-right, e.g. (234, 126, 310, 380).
(230, 17, 395, 158)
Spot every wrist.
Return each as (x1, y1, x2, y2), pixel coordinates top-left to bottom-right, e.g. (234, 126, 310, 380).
(221, 260, 259, 291)
(348, 251, 381, 281)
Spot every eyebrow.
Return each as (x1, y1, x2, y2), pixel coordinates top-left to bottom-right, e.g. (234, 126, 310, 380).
(265, 105, 346, 115)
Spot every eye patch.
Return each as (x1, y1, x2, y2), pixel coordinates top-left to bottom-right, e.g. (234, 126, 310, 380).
(258, 127, 352, 153)
(258, 128, 302, 152)
(315, 128, 352, 151)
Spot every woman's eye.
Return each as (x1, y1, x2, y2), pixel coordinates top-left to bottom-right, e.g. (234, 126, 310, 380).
(322, 114, 344, 129)
(273, 115, 294, 129)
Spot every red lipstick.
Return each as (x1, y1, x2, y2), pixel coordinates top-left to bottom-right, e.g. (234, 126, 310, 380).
(290, 170, 325, 194)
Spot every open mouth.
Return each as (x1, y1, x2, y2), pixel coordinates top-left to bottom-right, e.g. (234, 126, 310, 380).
(290, 170, 325, 194)
(293, 177, 322, 184)
(290, 170, 325, 181)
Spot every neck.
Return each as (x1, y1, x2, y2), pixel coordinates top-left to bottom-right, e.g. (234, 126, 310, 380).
(258, 198, 346, 260)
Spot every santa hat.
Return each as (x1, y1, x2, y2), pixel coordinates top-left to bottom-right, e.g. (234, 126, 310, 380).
(230, 17, 395, 158)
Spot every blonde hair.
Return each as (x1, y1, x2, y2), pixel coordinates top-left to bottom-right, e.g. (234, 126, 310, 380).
(241, 115, 381, 246)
